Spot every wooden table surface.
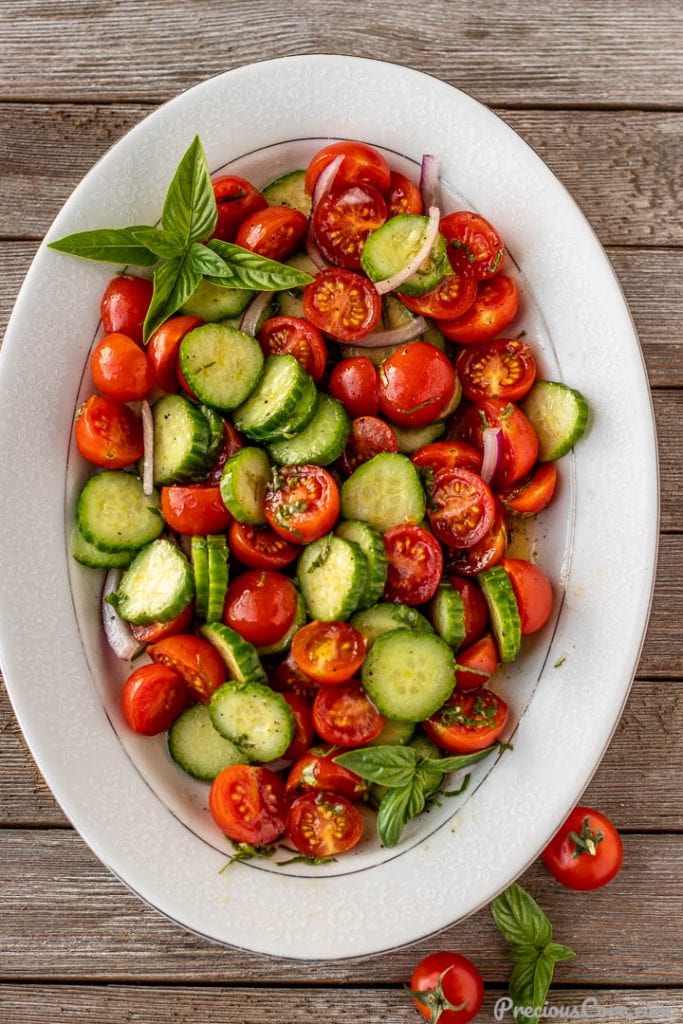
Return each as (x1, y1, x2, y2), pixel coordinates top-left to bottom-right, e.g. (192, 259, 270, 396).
(1, 3, 682, 1021)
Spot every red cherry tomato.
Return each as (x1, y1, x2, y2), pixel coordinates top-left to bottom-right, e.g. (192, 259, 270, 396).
(498, 462, 558, 516)
(286, 748, 367, 799)
(502, 557, 553, 634)
(100, 275, 153, 345)
(449, 577, 489, 648)
(223, 570, 299, 648)
(457, 338, 537, 403)
(147, 315, 203, 393)
(264, 464, 340, 544)
(235, 205, 308, 261)
(258, 316, 328, 382)
(455, 634, 499, 691)
(313, 682, 384, 747)
(312, 184, 387, 270)
(302, 268, 382, 342)
(446, 504, 507, 576)
(427, 467, 496, 549)
(291, 621, 367, 685)
(460, 397, 539, 489)
(148, 633, 226, 703)
(329, 357, 380, 418)
(383, 524, 444, 605)
(339, 415, 398, 475)
(160, 485, 232, 535)
(209, 765, 287, 845)
(440, 210, 506, 281)
(269, 652, 320, 699)
(305, 141, 391, 196)
(399, 269, 477, 320)
(130, 602, 194, 644)
(228, 521, 300, 570)
(206, 421, 245, 485)
(282, 692, 315, 761)
(387, 171, 424, 215)
(90, 332, 153, 401)
(121, 663, 189, 735)
(440, 275, 519, 344)
(74, 395, 143, 469)
(211, 174, 268, 242)
(412, 441, 483, 477)
(286, 791, 363, 858)
(424, 689, 509, 754)
(176, 360, 199, 399)
(543, 806, 623, 890)
(410, 951, 484, 1024)
(378, 342, 456, 428)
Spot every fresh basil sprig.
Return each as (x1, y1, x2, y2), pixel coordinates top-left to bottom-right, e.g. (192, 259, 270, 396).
(47, 225, 159, 267)
(491, 883, 576, 1024)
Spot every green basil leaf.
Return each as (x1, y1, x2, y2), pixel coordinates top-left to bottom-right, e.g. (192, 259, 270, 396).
(186, 241, 237, 280)
(509, 943, 541, 964)
(208, 239, 314, 291)
(377, 777, 425, 847)
(142, 254, 201, 343)
(421, 745, 498, 775)
(531, 951, 555, 1019)
(509, 957, 540, 1024)
(334, 746, 418, 787)
(162, 135, 217, 246)
(545, 942, 576, 962)
(47, 225, 158, 266)
(491, 884, 553, 948)
(133, 227, 186, 260)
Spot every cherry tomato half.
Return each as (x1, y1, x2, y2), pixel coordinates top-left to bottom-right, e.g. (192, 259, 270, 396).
(100, 275, 153, 345)
(148, 633, 226, 703)
(282, 692, 315, 761)
(427, 467, 496, 549)
(502, 557, 553, 634)
(446, 503, 507, 576)
(211, 174, 268, 242)
(379, 342, 456, 428)
(313, 682, 384, 747)
(210, 765, 288, 845)
(147, 315, 203, 393)
(303, 268, 382, 342)
(286, 747, 367, 799)
(388, 171, 424, 216)
(228, 521, 300, 570)
(455, 633, 499, 691)
(286, 791, 363, 858)
(339, 415, 398, 475)
(383, 524, 444, 605)
(440, 210, 506, 281)
(498, 462, 558, 517)
(329, 357, 380, 418)
(91, 332, 152, 401)
(313, 184, 387, 270)
(130, 602, 194, 645)
(399, 269, 477, 321)
(223, 570, 299, 648)
(457, 337, 537, 403)
(424, 689, 509, 754)
(269, 653, 320, 699)
(264, 464, 340, 544)
(410, 951, 484, 1024)
(412, 440, 483, 477)
(291, 621, 367, 685)
(235, 205, 308, 261)
(459, 398, 539, 488)
(258, 316, 328, 382)
(543, 806, 623, 890)
(160, 485, 233, 535)
(121, 663, 189, 735)
(449, 576, 489, 648)
(439, 275, 519, 344)
(305, 141, 391, 197)
(74, 395, 143, 469)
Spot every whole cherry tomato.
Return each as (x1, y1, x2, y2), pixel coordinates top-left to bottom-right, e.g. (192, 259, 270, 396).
(147, 315, 203, 393)
(74, 395, 143, 469)
(543, 806, 623, 890)
(211, 174, 267, 242)
(329, 357, 380, 418)
(235, 206, 308, 261)
(223, 570, 299, 648)
(91, 332, 153, 401)
(121, 663, 189, 735)
(379, 342, 456, 428)
(410, 951, 484, 1024)
(100, 275, 153, 344)
(160, 485, 233, 535)
(305, 141, 391, 196)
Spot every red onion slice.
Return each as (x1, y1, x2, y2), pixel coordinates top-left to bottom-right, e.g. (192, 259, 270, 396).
(102, 569, 140, 661)
(304, 231, 329, 271)
(312, 153, 344, 210)
(239, 291, 273, 336)
(372, 206, 441, 296)
(335, 316, 428, 348)
(420, 154, 440, 210)
(480, 427, 503, 484)
(141, 400, 154, 497)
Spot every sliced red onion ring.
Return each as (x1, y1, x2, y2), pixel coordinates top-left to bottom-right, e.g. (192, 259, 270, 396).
(420, 154, 440, 210)
(312, 153, 344, 210)
(239, 290, 273, 337)
(141, 400, 154, 497)
(102, 569, 139, 661)
(480, 427, 504, 484)
(304, 231, 329, 271)
(335, 316, 428, 348)
(372, 206, 441, 296)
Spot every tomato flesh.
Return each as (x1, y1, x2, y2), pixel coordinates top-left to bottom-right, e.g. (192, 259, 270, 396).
(427, 467, 496, 549)
(388, 171, 424, 215)
(264, 464, 340, 544)
(91, 332, 152, 401)
(100, 275, 153, 345)
(455, 633, 499, 691)
(543, 806, 623, 890)
(258, 316, 328, 382)
(424, 688, 509, 753)
(329, 357, 380, 418)
(305, 141, 391, 196)
(383, 524, 444, 605)
(339, 415, 398, 475)
(498, 462, 558, 516)
(457, 337, 536, 403)
(130, 602, 194, 644)
(286, 748, 367, 799)
(313, 682, 384, 746)
(459, 397, 539, 488)
(211, 174, 267, 242)
(412, 441, 483, 477)
(210, 765, 288, 845)
(440, 210, 506, 281)
(303, 268, 382, 342)
(147, 315, 203, 393)
(313, 184, 387, 270)
(223, 570, 299, 648)
(502, 557, 553, 634)
(291, 621, 367, 685)
(286, 791, 363, 857)
(411, 951, 485, 1024)
(269, 652, 320, 698)
(445, 504, 507, 576)
(121, 663, 189, 735)
(148, 633, 226, 703)
(439, 275, 519, 344)
(399, 269, 477, 320)
(235, 205, 308, 261)
(378, 342, 456, 428)
(160, 485, 233, 536)
(75, 394, 143, 469)
(228, 521, 300, 569)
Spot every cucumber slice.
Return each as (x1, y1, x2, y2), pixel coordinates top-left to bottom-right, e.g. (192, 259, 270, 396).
(209, 679, 295, 762)
(219, 447, 270, 525)
(168, 704, 247, 781)
(181, 279, 254, 321)
(361, 215, 449, 297)
(191, 536, 209, 620)
(200, 404, 226, 462)
(200, 622, 267, 684)
(392, 420, 445, 454)
(77, 472, 163, 553)
(152, 394, 213, 485)
(233, 354, 307, 440)
(268, 394, 350, 467)
(334, 520, 387, 610)
(262, 377, 319, 442)
(257, 593, 306, 656)
(70, 523, 136, 569)
(110, 539, 194, 625)
(521, 380, 589, 461)
(478, 565, 522, 663)
(429, 585, 466, 648)
(179, 323, 265, 412)
(340, 453, 425, 533)
(362, 628, 456, 722)
(350, 602, 433, 645)
(262, 170, 311, 216)
(365, 718, 415, 747)
(206, 535, 229, 623)
(297, 535, 368, 621)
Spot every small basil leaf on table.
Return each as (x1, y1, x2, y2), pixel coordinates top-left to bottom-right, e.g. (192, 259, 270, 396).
(162, 135, 217, 247)
(47, 225, 158, 266)
(491, 882, 553, 947)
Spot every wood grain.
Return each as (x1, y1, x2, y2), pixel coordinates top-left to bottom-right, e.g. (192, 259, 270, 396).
(1, 0, 682, 108)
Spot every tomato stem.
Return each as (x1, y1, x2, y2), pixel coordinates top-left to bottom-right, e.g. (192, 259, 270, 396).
(568, 816, 604, 858)
(408, 967, 468, 1023)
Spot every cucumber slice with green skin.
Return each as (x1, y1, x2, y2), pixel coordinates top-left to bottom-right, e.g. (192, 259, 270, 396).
(392, 420, 445, 454)
(200, 404, 225, 462)
(152, 394, 214, 485)
(259, 377, 319, 442)
(206, 535, 229, 623)
(268, 394, 350, 467)
(478, 565, 522, 663)
(191, 536, 209, 620)
(365, 718, 415, 747)
(257, 593, 306, 656)
(340, 452, 425, 533)
(200, 622, 267, 685)
(429, 585, 466, 648)
(179, 324, 265, 413)
(262, 170, 311, 216)
(219, 447, 270, 525)
(521, 380, 589, 461)
(334, 520, 387, 610)
(77, 472, 163, 553)
(361, 215, 449, 297)
(209, 679, 295, 762)
(297, 535, 368, 621)
(70, 523, 136, 569)
(233, 354, 308, 440)
(168, 704, 247, 781)
(181, 279, 254, 321)
(110, 539, 194, 625)
(361, 628, 456, 722)
(350, 602, 433, 646)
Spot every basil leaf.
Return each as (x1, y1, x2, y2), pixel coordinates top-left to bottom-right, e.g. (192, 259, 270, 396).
(491, 883, 552, 948)
(334, 745, 418, 787)
(133, 227, 186, 260)
(545, 943, 576, 962)
(208, 239, 314, 291)
(509, 943, 541, 964)
(47, 225, 158, 266)
(421, 745, 498, 775)
(186, 241, 237, 280)
(509, 958, 539, 1024)
(142, 254, 201, 342)
(377, 777, 425, 847)
(162, 135, 217, 246)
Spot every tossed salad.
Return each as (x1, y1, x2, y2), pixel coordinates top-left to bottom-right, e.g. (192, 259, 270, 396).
(54, 137, 588, 860)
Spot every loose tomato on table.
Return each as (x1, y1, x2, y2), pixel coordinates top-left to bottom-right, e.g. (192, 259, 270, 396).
(148, 633, 226, 703)
(206, 421, 244, 485)
(91, 332, 153, 401)
(455, 634, 499, 691)
(282, 692, 315, 761)
(439, 275, 519, 344)
(209, 765, 288, 845)
(228, 521, 299, 570)
(269, 652, 319, 698)
(121, 663, 189, 735)
(305, 140, 391, 196)
(383, 524, 444, 605)
(264, 464, 340, 544)
(130, 602, 194, 644)
(339, 415, 398, 475)
(302, 268, 382, 342)
(74, 394, 143, 469)
(387, 171, 424, 215)
(441, 210, 506, 281)
(291, 621, 367, 685)
(459, 397, 539, 489)
(160, 485, 233, 535)
(412, 441, 483, 477)
(399, 269, 477, 321)
(313, 682, 384, 746)
(258, 316, 328, 381)
(235, 205, 308, 261)
(410, 951, 484, 1024)
(329, 357, 380, 418)
(100, 274, 153, 345)
(498, 462, 558, 516)
(286, 747, 367, 799)
(543, 806, 623, 890)
(147, 315, 203, 393)
(211, 174, 267, 242)
(378, 342, 456, 428)
(449, 576, 489, 648)
(426, 467, 496, 549)
(502, 557, 553, 634)
(223, 570, 299, 648)
(312, 184, 387, 270)
(286, 791, 363, 858)
(424, 689, 509, 754)
(456, 337, 537, 403)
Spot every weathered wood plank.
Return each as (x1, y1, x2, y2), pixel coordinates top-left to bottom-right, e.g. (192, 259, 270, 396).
(0, 831, 680, 983)
(1, 0, 682, 108)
